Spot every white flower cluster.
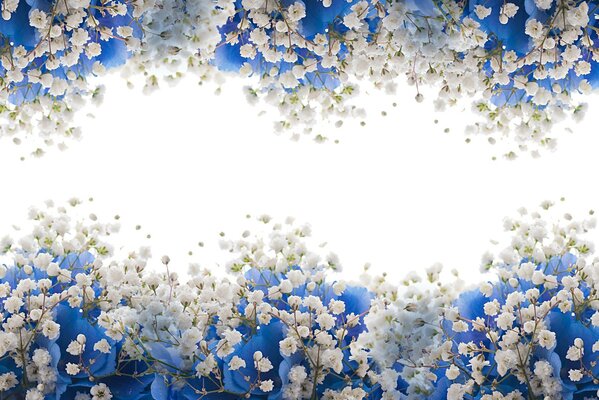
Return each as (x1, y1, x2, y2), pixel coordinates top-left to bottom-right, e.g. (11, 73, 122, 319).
(430, 202, 599, 399)
(0, 200, 123, 398)
(357, 265, 466, 398)
(0, 0, 142, 156)
(462, 1, 595, 159)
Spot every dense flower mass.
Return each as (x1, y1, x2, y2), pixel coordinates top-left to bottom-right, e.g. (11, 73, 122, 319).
(3, 0, 599, 156)
(0, 201, 417, 399)
(0, 0, 144, 155)
(206, 0, 597, 157)
(2, 200, 599, 399)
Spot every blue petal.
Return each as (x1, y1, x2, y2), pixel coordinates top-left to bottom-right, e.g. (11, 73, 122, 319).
(224, 321, 286, 396)
(469, 0, 531, 55)
(293, 0, 359, 38)
(55, 304, 117, 379)
(150, 374, 170, 400)
(0, 1, 38, 49)
(548, 311, 599, 385)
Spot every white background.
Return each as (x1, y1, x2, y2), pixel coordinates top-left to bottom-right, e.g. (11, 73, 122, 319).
(0, 73, 598, 284)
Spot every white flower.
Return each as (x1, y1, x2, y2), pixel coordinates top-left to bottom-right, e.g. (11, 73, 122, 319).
(576, 61, 592, 76)
(25, 389, 44, 400)
(254, 352, 274, 372)
(495, 349, 517, 376)
(0, 372, 18, 391)
(280, 337, 298, 356)
(4, 296, 23, 313)
(566, 340, 584, 361)
(29, 9, 48, 29)
(538, 330, 556, 349)
(322, 348, 344, 374)
(562, 46, 582, 63)
(90, 383, 112, 400)
(42, 320, 60, 340)
(249, 29, 269, 46)
(116, 26, 134, 38)
(452, 320, 469, 332)
(66, 363, 81, 375)
(496, 312, 516, 330)
(479, 282, 493, 297)
(567, 2, 589, 28)
(568, 369, 583, 382)
(483, 300, 499, 316)
(86, 43, 102, 58)
(534, 0, 553, 10)
(196, 354, 218, 377)
(474, 6, 491, 20)
(228, 356, 246, 371)
(32, 348, 51, 366)
(279, 71, 299, 89)
(287, 2, 306, 22)
(259, 379, 274, 392)
(534, 360, 553, 378)
(49, 78, 68, 97)
(94, 339, 111, 354)
(317, 312, 336, 331)
(446, 364, 460, 380)
(525, 19, 544, 39)
(499, 3, 519, 24)
(70, 29, 90, 47)
(67, 335, 86, 355)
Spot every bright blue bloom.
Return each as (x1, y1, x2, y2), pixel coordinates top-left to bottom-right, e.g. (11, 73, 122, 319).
(546, 311, 599, 399)
(149, 342, 237, 400)
(288, 0, 360, 38)
(0, 250, 156, 399)
(54, 304, 117, 380)
(468, 0, 531, 55)
(97, 356, 154, 400)
(223, 321, 286, 398)
(0, 0, 38, 48)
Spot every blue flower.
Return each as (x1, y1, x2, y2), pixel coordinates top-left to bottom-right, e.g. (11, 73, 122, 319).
(546, 311, 599, 398)
(0, 333, 68, 398)
(98, 356, 154, 400)
(0, 1, 38, 49)
(223, 321, 286, 398)
(468, 0, 531, 55)
(337, 285, 372, 339)
(149, 342, 237, 400)
(287, 0, 359, 39)
(54, 304, 117, 380)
